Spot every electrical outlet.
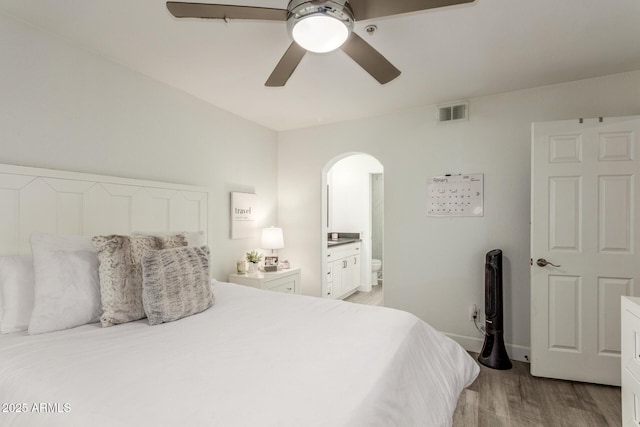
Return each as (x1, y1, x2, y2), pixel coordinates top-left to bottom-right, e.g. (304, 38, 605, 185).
(469, 304, 478, 321)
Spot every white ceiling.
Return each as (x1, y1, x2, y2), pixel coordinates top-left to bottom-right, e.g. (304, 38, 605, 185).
(2, 0, 639, 131)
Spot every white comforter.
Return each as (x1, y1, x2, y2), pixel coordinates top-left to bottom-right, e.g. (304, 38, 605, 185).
(0, 282, 478, 426)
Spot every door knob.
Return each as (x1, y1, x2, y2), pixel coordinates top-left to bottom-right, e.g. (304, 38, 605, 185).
(536, 258, 561, 268)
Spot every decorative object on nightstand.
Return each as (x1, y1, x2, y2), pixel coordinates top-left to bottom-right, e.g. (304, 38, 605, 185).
(261, 226, 284, 272)
(245, 250, 263, 273)
(236, 259, 247, 274)
(228, 267, 301, 294)
(264, 256, 278, 272)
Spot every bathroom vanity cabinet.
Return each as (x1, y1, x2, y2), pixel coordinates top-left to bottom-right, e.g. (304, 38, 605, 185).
(327, 242, 361, 299)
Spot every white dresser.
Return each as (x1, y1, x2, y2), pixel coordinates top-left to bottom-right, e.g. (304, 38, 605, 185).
(228, 267, 301, 294)
(622, 296, 640, 426)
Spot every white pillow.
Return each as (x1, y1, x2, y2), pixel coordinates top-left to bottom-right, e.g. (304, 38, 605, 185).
(28, 233, 102, 335)
(0, 255, 35, 334)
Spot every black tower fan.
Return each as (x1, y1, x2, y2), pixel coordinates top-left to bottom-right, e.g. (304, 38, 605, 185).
(478, 249, 512, 370)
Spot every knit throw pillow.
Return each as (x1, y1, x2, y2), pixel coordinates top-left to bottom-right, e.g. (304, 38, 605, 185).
(142, 246, 213, 326)
(92, 234, 187, 327)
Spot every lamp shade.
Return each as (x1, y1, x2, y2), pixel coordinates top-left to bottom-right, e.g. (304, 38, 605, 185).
(261, 227, 284, 250)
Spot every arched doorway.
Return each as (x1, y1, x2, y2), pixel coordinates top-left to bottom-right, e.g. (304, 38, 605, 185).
(321, 153, 384, 304)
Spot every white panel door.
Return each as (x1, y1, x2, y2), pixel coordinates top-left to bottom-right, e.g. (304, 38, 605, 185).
(531, 116, 640, 386)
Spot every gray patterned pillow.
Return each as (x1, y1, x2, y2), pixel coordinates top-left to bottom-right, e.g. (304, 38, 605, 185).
(92, 234, 187, 327)
(141, 246, 213, 326)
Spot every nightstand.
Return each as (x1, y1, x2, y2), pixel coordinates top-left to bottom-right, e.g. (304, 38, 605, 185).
(228, 267, 301, 294)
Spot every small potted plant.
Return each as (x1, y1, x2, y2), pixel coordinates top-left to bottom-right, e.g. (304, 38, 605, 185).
(245, 250, 263, 273)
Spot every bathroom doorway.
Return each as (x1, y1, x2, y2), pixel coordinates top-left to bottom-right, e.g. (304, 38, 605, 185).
(322, 153, 384, 306)
(370, 173, 383, 287)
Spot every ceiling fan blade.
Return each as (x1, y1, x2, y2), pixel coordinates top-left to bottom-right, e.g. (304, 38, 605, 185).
(348, 0, 474, 21)
(265, 43, 307, 87)
(166, 2, 287, 21)
(340, 33, 400, 85)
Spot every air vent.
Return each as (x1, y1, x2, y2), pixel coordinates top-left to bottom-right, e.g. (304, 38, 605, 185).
(437, 101, 469, 123)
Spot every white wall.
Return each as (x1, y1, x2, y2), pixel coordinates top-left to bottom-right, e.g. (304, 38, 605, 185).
(0, 12, 278, 281)
(5, 8, 640, 361)
(329, 154, 383, 232)
(328, 154, 383, 290)
(278, 70, 640, 360)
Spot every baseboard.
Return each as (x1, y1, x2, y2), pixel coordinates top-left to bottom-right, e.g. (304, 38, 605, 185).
(445, 333, 530, 363)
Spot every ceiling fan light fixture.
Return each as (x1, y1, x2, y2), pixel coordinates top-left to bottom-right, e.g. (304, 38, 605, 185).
(287, 0, 354, 53)
(292, 15, 348, 53)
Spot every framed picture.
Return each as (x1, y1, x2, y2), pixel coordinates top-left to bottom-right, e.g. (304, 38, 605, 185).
(231, 192, 257, 239)
(264, 255, 278, 272)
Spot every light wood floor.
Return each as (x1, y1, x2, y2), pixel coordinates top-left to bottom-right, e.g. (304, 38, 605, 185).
(453, 353, 621, 426)
(344, 286, 621, 425)
(345, 290, 621, 426)
(343, 283, 384, 306)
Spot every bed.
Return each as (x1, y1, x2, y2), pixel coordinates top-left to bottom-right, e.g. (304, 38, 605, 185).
(0, 164, 479, 426)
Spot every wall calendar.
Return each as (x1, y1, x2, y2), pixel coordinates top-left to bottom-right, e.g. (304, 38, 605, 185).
(427, 174, 484, 217)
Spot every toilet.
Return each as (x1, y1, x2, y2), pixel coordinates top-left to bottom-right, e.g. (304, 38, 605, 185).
(371, 259, 382, 286)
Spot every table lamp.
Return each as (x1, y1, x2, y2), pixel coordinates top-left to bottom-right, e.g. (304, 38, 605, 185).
(261, 227, 284, 271)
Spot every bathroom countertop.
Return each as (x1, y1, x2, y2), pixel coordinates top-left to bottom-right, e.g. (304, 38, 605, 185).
(327, 232, 361, 248)
(327, 238, 362, 247)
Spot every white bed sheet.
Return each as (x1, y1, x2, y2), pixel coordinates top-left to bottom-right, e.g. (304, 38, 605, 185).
(0, 282, 479, 427)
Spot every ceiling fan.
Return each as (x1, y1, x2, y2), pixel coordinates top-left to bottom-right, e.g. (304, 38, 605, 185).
(166, 0, 474, 87)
